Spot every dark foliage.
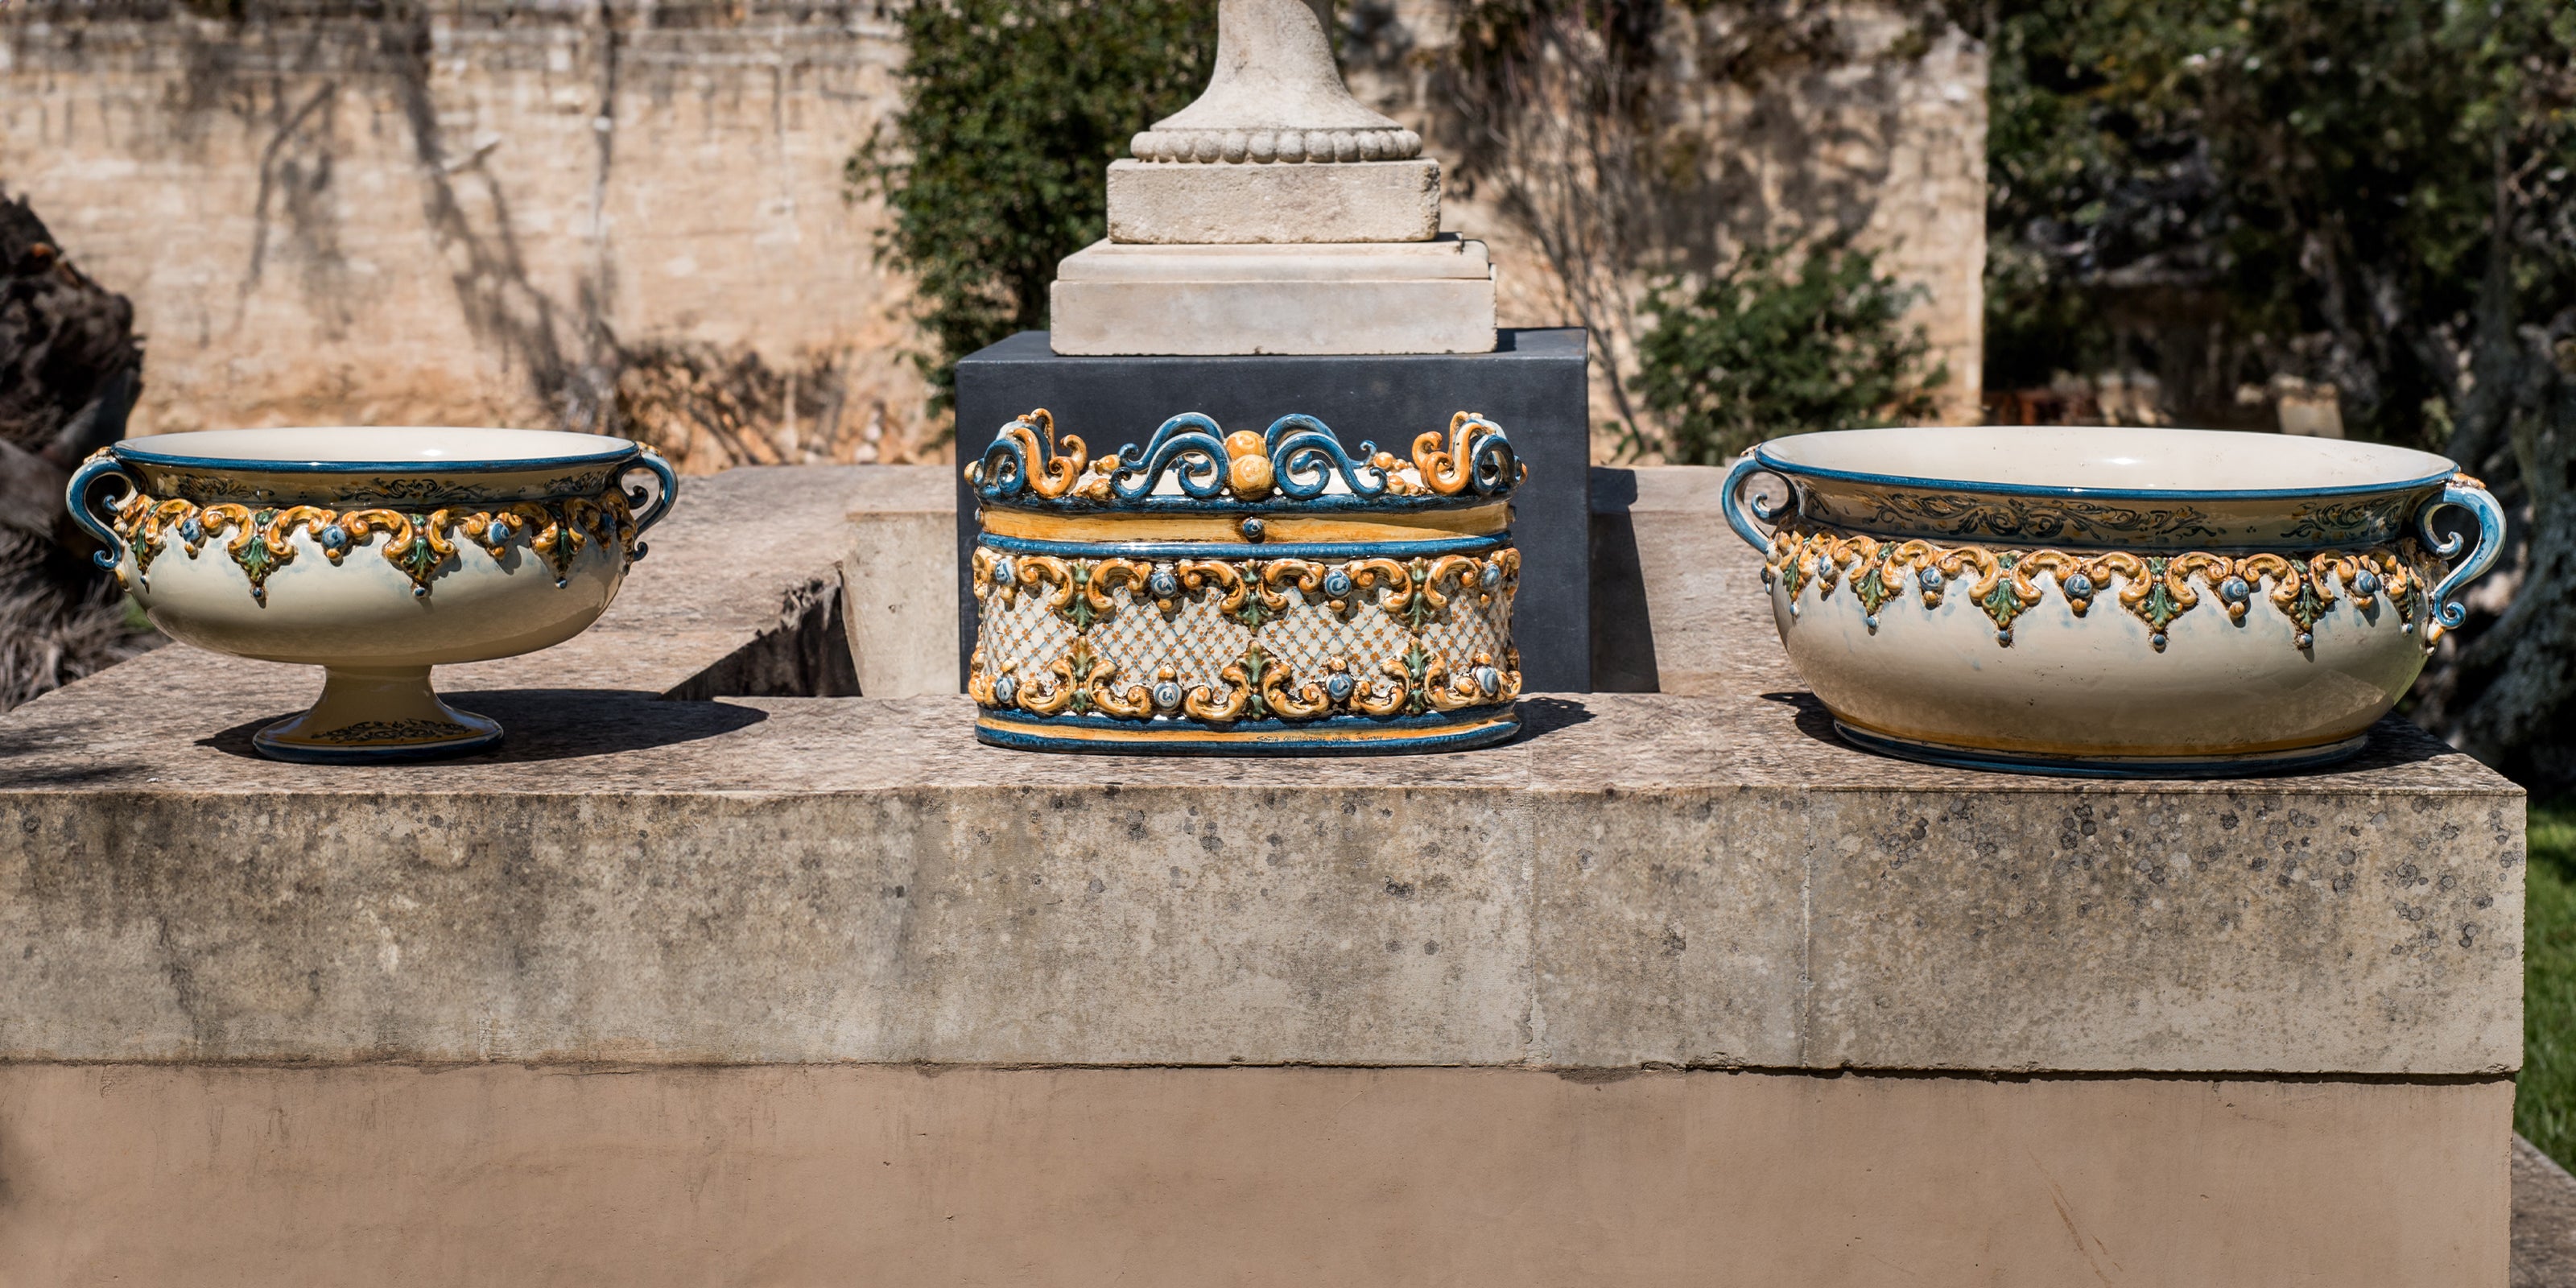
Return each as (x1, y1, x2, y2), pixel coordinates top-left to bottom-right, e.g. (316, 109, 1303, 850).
(1636, 240, 1943, 464)
(849, 0, 1213, 416)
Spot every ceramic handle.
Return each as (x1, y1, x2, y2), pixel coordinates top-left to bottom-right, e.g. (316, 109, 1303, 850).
(1719, 452, 1791, 553)
(2416, 473, 2505, 638)
(620, 448, 680, 559)
(64, 450, 136, 572)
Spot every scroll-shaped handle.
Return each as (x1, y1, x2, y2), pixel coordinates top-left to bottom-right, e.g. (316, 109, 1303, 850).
(64, 449, 137, 572)
(2416, 472, 2505, 643)
(619, 447, 680, 562)
(1720, 452, 1794, 552)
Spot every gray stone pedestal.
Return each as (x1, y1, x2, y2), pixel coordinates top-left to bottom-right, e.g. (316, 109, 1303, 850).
(0, 462, 2523, 1285)
(953, 327, 1593, 691)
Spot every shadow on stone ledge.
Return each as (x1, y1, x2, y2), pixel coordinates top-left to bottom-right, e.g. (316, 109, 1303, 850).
(1506, 696, 1596, 744)
(1757, 689, 2462, 777)
(196, 690, 769, 763)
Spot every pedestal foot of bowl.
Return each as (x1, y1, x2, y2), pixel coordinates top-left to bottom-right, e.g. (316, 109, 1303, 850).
(251, 665, 504, 764)
(1829, 718, 2371, 780)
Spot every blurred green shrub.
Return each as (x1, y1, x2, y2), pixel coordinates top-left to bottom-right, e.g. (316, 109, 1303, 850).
(1633, 240, 1946, 465)
(1981, 0, 2574, 445)
(848, 0, 1212, 415)
(2524, 802, 2576, 1166)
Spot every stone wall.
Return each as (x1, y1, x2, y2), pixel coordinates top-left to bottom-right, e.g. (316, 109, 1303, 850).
(0, 2, 937, 468)
(0, 2, 1986, 464)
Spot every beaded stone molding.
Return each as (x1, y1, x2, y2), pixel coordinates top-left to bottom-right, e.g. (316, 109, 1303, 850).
(1128, 126, 1423, 164)
(110, 487, 638, 602)
(1764, 522, 2452, 651)
(968, 409, 1525, 755)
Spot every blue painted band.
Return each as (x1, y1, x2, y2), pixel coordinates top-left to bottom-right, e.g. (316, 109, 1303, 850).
(1831, 720, 2371, 780)
(976, 712, 1520, 758)
(976, 533, 1509, 560)
(1753, 442, 2455, 502)
(985, 492, 1504, 516)
(985, 707, 1513, 735)
(113, 440, 642, 475)
(64, 455, 136, 572)
(2417, 477, 2507, 630)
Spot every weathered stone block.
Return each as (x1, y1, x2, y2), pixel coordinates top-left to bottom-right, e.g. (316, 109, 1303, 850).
(1104, 158, 1443, 244)
(0, 1064, 2510, 1288)
(1048, 237, 1498, 356)
(0, 687, 2523, 1073)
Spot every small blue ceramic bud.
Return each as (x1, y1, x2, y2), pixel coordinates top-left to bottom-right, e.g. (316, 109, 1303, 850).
(2063, 572, 2095, 601)
(1149, 568, 1181, 600)
(993, 674, 1018, 706)
(1472, 663, 1502, 696)
(2220, 576, 2251, 604)
(1325, 672, 1355, 704)
(1919, 567, 1944, 592)
(178, 516, 204, 545)
(320, 524, 351, 555)
(2353, 569, 2381, 596)
(991, 557, 1015, 587)
(1481, 562, 1503, 590)
(1321, 568, 1353, 598)
(1152, 679, 1183, 711)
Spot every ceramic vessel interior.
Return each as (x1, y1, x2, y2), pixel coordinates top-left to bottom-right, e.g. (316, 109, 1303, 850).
(1721, 425, 2505, 777)
(67, 427, 678, 763)
(966, 408, 1524, 754)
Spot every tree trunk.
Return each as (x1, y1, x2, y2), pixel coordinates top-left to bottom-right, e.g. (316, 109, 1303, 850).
(2417, 324, 2576, 792)
(0, 188, 155, 712)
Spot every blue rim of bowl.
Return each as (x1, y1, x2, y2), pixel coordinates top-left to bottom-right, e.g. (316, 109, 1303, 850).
(112, 433, 642, 475)
(1751, 440, 2456, 502)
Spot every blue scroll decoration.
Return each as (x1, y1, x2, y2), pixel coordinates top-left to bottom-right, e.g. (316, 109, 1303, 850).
(966, 408, 1520, 511)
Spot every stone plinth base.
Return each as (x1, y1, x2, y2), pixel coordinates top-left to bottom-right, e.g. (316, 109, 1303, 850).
(0, 1065, 2508, 1287)
(0, 462, 2526, 1282)
(1104, 157, 1441, 244)
(1047, 237, 1497, 356)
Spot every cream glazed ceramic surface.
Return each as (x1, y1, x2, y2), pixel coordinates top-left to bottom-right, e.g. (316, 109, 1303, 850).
(67, 427, 678, 762)
(1720, 426, 2506, 776)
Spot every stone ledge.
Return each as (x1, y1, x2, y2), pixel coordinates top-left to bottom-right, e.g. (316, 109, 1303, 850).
(0, 687, 2520, 1073)
(0, 463, 2524, 1075)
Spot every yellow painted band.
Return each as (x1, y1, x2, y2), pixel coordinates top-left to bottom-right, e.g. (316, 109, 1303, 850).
(1824, 706, 2376, 760)
(976, 712, 1517, 745)
(978, 502, 1511, 544)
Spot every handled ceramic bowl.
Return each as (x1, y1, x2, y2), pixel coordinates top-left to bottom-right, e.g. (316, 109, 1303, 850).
(67, 427, 678, 762)
(1720, 425, 2504, 776)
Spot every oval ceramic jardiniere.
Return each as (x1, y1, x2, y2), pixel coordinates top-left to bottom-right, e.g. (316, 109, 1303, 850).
(1719, 425, 2505, 777)
(67, 427, 679, 763)
(966, 408, 1525, 754)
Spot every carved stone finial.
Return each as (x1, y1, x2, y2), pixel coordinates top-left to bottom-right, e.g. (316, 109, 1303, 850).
(1129, 0, 1422, 164)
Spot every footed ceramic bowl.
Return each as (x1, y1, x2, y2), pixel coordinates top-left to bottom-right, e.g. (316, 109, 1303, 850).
(1720, 426, 2504, 777)
(68, 427, 677, 763)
